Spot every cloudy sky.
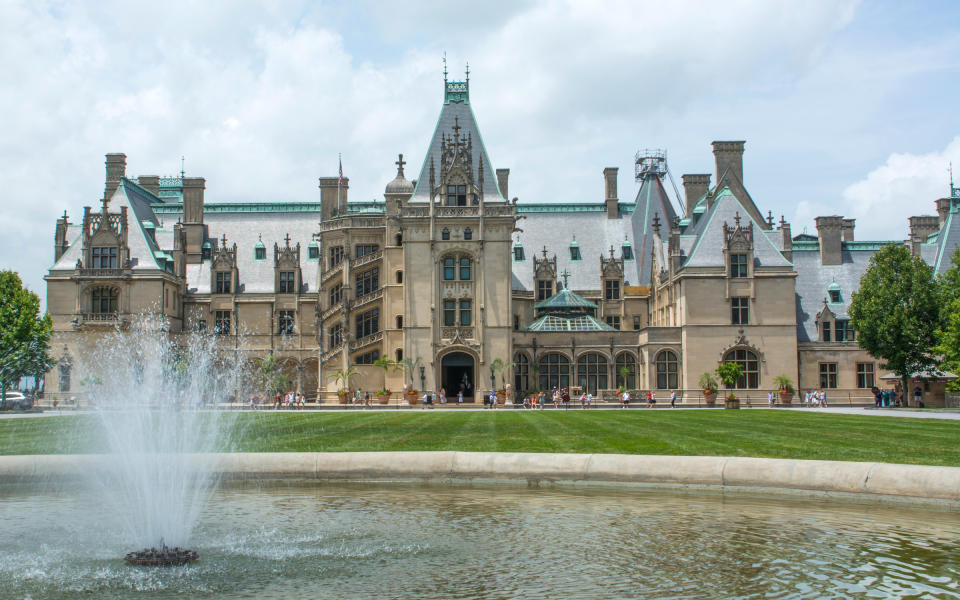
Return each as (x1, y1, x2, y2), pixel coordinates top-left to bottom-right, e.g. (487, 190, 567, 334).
(3, 0, 960, 304)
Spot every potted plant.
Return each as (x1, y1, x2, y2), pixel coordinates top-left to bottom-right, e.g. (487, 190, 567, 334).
(715, 362, 744, 409)
(373, 354, 398, 404)
(698, 372, 719, 406)
(399, 356, 422, 403)
(774, 375, 794, 405)
(490, 358, 515, 404)
(327, 367, 359, 404)
(617, 366, 631, 390)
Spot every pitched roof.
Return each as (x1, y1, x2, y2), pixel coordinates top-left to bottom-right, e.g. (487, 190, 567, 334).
(533, 288, 598, 311)
(525, 313, 616, 332)
(629, 173, 678, 285)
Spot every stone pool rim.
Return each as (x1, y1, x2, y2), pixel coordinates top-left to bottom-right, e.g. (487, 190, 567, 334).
(2, 452, 958, 503)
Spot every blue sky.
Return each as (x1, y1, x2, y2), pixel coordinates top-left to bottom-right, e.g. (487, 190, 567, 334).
(2, 0, 959, 303)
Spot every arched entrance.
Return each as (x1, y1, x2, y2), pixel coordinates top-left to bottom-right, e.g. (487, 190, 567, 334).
(441, 352, 475, 400)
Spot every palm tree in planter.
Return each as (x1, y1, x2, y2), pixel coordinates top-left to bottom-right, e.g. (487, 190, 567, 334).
(327, 367, 360, 404)
(373, 354, 399, 404)
(715, 362, 744, 409)
(490, 358, 516, 404)
(698, 372, 719, 406)
(617, 366, 631, 396)
(774, 375, 795, 405)
(399, 356, 422, 402)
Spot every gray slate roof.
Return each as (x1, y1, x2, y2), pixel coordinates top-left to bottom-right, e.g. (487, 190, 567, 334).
(629, 174, 677, 285)
(792, 248, 876, 342)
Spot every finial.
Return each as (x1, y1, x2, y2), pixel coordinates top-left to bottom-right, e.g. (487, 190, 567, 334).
(284, 233, 291, 247)
(452, 116, 461, 139)
(652, 214, 660, 233)
(220, 233, 227, 247)
(767, 210, 773, 226)
(465, 61, 470, 83)
(542, 246, 548, 258)
(560, 269, 570, 289)
(258, 233, 262, 242)
(396, 153, 406, 176)
(180, 156, 185, 179)
(609, 246, 615, 258)
(443, 52, 448, 83)
(62, 209, 68, 220)
(734, 211, 741, 227)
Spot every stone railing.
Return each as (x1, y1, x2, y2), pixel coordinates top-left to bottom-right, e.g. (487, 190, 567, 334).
(399, 205, 515, 218)
(353, 288, 383, 310)
(485, 205, 516, 217)
(320, 261, 344, 285)
(441, 326, 474, 341)
(320, 216, 384, 231)
(350, 249, 383, 270)
(435, 206, 479, 217)
(320, 300, 343, 322)
(75, 268, 130, 279)
(399, 206, 429, 217)
(350, 331, 383, 351)
(73, 312, 129, 329)
(320, 344, 342, 363)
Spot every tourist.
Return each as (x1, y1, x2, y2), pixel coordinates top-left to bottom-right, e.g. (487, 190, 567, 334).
(820, 389, 828, 408)
(552, 389, 559, 410)
(562, 388, 570, 410)
(768, 391, 775, 408)
(646, 391, 655, 408)
(914, 385, 923, 407)
(622, 390, 631, 408)
(670, 390, 678, 408)
(538, 390, 545, 409)
(458, 390, 464, 405)
(489, 390, 497, 409)
(440, 388, 447, 404)
(580, 391, 586, 409)
(586, 391, 593, 408)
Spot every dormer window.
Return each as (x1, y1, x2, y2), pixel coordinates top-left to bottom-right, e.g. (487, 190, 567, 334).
(278, 271, 296, 294)
(254, 246, 266, 261)
(729, 253, 748, 278)
(91, 247, 118, 269)
(828, 290, 841, 303)
(464, 228, 472, 240)
(215, 272, 232, 294)
(201, 242, 211, 261)
(446, 185, 467, 206)
(442, 228, 450, 240)
(570, 244, 581, 261)
(605, 280, 620, 300)
(537, 280, 553, 301)
(307, 243, 319, 260)
(622, 244, 634, 261)
(514, 245, 525, 261)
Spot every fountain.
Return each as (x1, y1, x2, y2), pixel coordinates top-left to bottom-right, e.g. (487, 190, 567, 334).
(76, 312, 245, 565)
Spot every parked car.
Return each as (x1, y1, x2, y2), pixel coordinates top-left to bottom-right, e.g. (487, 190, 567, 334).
(1, 392, 34, 410)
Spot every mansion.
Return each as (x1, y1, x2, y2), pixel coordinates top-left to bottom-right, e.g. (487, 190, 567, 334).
(43, 74, 960, 405)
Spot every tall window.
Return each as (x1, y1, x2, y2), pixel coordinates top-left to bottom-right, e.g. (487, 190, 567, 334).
(605, 316, 621, 329)
(856, 363, 875, 389)
(91, 247, 118, 269)
(821, 320, 832, 342)
(443, 300, 456, 326)
(615, 353, 636, 390)
(446, 184, 467, 206)
(513, 315, 520, 331)
(355, 267, 379, 298)
(355, 244, 379, 258)
(605, 280, 620, 300)
(459, 299, 472, 326)
(91, 287, 117, 314)
(58, 362, 71, 392)
(278, 271, 296, 293)
(655, 350, 679, 390)
(443, 257, 456, 280)
(464, 228, 472, 240)
(729, 253, 748, 278)
(215, 271, 231, 294)
(722, 349, 759, 388)
(539, 353, 570, 391)
(442, 228, 450, 241)
(329, 323, 343, 348)
(819, 363, 838, 388)
(835, 319, 855, 341)
(329, 246, 344, 268)
(354, 350, 378, 365)
(633, 316, 641, 331)
(731, 297, 749, 325)
(396, 349, 403, 362)
(577, 353, 608, 395)
(459, 257, 472, 280)
(355, 308, 379, 339)
(329, 283, 342, 306)
(537, 280, 553, 301)
(215, 310, 231, 335)
(396, 270, 403, 284)
(278, 310, 295, 335)
(515, 354, 529, 392)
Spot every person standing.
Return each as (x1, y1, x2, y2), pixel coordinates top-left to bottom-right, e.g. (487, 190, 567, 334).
(489, 390, 497, 409)
(670, 390, 678, 408)
(458, 390, 464, 405)
(586, 391, 593, 409)
(440, 388, 447, 404)
(579, 391, 586, 409)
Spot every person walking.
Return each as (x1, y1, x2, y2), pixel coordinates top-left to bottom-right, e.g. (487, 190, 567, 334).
(579, 391, 586, 409)
(586, 391, 593, 408)
(670, 390, 678, 408)
(440, 388, 447, 404)
(767, 391, 774, 408)
(820, 389, 828, 408)
(490, 390, 497, 409)
(458, 390, 464, 405)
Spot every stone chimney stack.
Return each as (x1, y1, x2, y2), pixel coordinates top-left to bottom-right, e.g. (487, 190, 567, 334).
(937, 198, 953, 227)
(137, 175, 160, 197)
(603, 167, 619, 219)
(103, 153, 126, 204)
(319, 176, 349, 222)
(496, 168, 510, 201)
(815, 215, 843, 265)
(841, 218, 855, 242)
(682, 174, 711, 218)
(182, 177, 206, 264)
(54, 211, 70, 262)
(909, 215, 940, 256)
(779, 217, 792, 263)
(712, 141, 745, 183)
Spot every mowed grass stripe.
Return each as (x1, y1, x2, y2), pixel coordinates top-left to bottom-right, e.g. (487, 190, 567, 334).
(1, 411, 959, 466)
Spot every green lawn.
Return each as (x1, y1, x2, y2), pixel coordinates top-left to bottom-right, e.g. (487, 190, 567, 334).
(2, 410, 958, 466)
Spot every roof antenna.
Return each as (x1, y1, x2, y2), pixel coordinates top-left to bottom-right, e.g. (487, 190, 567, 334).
(180, 156, 185, 179)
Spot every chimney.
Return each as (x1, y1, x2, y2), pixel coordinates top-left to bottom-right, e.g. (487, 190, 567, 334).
(54, 211, 70, 262)
(815, 215, 843, 265)
(496, 168, 510, 201)
(909, 215, 940, 256)
(603, 167, 618, 218)
(103, 153, 127, 204)
(841, 218, 855, 242)
(138, 175, 160, 197)
(937, 197, 952, 227)
(682, 174, 710, 218)
(712, 141, 745, 184)
(779, 217, 792, 263)
(182, 177, 206, 264)
(319, 176, 349, 222)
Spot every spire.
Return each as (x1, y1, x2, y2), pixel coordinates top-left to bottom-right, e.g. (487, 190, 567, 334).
(396, 153, 406, 177)
(560, 269, 570, 289)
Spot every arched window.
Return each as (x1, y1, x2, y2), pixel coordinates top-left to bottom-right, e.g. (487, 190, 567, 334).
(91, 287, 118, 314)
(58, 361, 71, 392)
(514, 353, 529, 392)
(441, 254, 472, 281)
(464, 227, 472, 240)
(577, 353, 608, 394)
(396, 270, 403, 284)
(615, 353, 636, 390)
(722, 348, 759, 388)
(538, 353, 570, 391)
(396, 315, 403, 329)
(442, 228, 450, 241)
(654, 350, 679, 390)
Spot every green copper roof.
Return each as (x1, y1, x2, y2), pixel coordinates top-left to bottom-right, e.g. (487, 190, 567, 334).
(525, 314, 616, 332)
(533, 288, 598, 311)
(516, 202, 636, 214)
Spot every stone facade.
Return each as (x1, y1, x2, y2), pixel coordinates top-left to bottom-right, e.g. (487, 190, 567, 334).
(43, 74, 960, 407)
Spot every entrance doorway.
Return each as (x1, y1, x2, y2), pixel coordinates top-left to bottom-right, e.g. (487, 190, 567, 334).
(441, 352, 475, 401)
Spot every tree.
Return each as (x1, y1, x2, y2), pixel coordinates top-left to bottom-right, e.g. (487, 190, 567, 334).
(373, 354, 398, 395)
(258, 355, 290, 397)
(715, 362, 743, 398)
(849, 244, 942, 402)
(327, 367, 360, 396)
(398, 356, 422, 391)
(0, 271, 53, 407)
(936, 248, 960, 390)
(490, 358, 515, 391)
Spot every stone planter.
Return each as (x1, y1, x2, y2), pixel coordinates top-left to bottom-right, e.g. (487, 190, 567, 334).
(496, 391, 506, 405)
(778, 390, 793, 405)
(703, 391, 717, 406)
(408, 393, 419, 405)
(724, 396, 740, 410)
(377, 392, 391, 405)
(337, 392, 349, 405)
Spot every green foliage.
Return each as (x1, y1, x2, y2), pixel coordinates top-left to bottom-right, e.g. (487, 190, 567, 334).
(327, 367, 360, 394)
(0, 271, 53, 403)
(698, 372, 718, 393)
(490, 358, 516, 390)
(937, 249, 960, 391)
(849, 244, 941, 392)
(715, 362, 743, 390)
(258, 355, 290, 396)
(373, 354, 399, 394)
(398, 356, 422, 390)
(773, 375, 794, 393)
